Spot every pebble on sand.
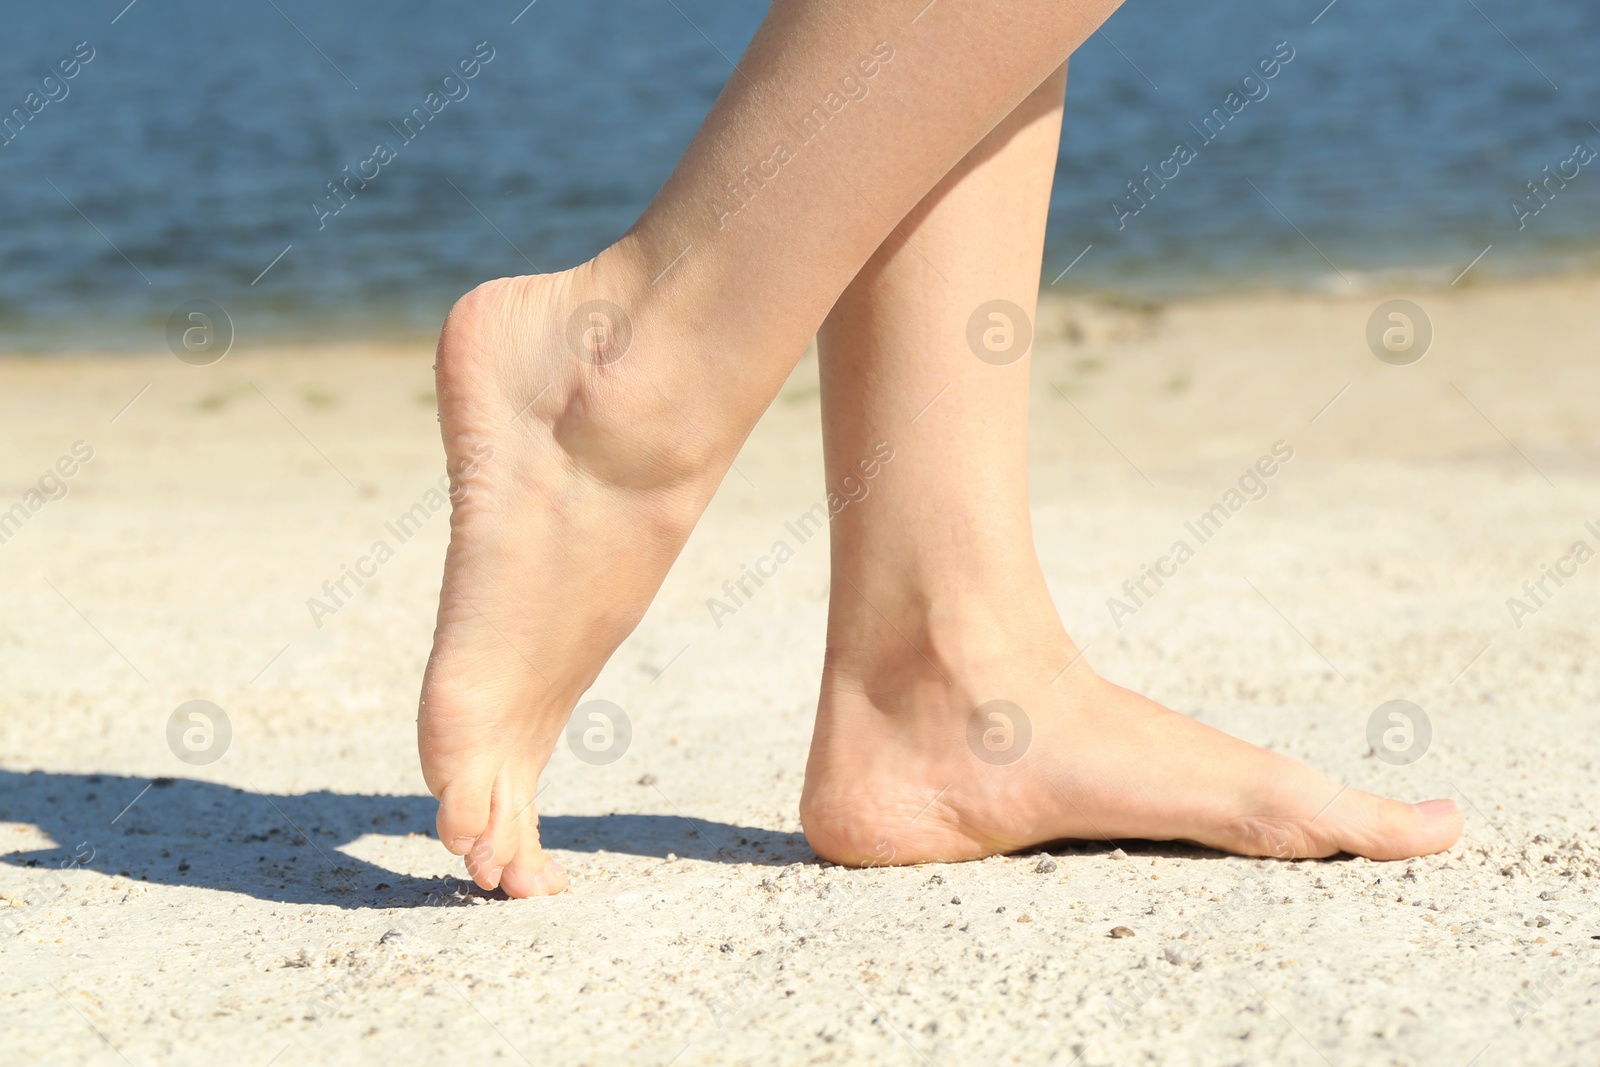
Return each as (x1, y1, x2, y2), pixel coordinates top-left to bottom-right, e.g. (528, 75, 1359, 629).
(1110, 926, 1135, 938)
(1035, 857, 1058, 874)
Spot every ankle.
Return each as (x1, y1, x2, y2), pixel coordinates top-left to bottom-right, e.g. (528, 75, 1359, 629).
(524, 248, 730, 494)
(822, 592, 1081, 721)
(585, 235, 663, 328)
(826, 556, 1066, 662)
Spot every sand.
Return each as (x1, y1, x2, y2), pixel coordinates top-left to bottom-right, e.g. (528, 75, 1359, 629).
(3, 273, 1599, 1065)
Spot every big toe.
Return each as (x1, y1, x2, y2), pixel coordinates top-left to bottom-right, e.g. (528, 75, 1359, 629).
(1320, 792, 1463, 861)
(435, 774, 493, 857)
(464, 772, 558, 895)
(501, 849, 568, 898)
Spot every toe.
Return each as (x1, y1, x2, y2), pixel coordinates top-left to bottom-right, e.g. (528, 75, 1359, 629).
(498, 788, 566, 897)
(464, 772, 545, 893)
(1317, 790, 1463, 861)
(464, 834, 505, 891)
(436, 774, 493, 857)
(501, 849, 567, 898)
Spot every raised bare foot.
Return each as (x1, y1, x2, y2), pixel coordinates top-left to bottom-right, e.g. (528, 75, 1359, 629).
(419, 247, 731, 897)
(800, 584, 1463, 867)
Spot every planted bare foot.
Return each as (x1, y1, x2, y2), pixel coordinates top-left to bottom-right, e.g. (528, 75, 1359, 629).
(800, 581, 1463, 867)
(418, 246, 733, 897)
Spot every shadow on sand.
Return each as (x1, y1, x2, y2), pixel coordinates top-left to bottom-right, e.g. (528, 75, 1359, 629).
(0, 769, 815, 909)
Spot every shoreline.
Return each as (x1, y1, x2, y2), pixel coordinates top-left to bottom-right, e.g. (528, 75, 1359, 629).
(3, 261, 1598, 358)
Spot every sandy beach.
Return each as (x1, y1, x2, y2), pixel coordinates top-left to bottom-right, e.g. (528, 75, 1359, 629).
(3, 273, 1599, 1065)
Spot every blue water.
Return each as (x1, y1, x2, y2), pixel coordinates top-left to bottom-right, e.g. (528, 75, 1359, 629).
(1, 0, 1596, 349)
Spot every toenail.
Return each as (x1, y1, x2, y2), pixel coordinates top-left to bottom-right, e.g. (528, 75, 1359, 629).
(546, 859, 566, 877)
(1412, 799, 1459, 818)
(484, 866, 504, 889)
(449, 836, 475, 854)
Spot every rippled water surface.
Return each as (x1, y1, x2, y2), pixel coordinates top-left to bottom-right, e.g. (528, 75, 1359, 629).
(1, 0, 1596, 348)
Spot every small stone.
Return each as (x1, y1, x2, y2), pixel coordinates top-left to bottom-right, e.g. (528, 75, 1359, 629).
(720, 943, 734, 953)
(1540, 889, 1566, 900)
(637, 774, 658, 787)
(927, 874, 945, 886)
(666, 853, 678, 862)
(1109, 926, 1135, 938)
(950, 896, 962, 905)
(1017, 914, 1033, 923)
(1035, 857, 1058, 874)
(1535, 915, 1551, 927)
(995, 906, 1006, 914)
(1109, 849, 1128, 861)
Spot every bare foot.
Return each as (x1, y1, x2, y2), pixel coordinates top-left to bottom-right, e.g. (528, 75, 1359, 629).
(800, 590, 1463, 867)
(419, 249, 728, 897)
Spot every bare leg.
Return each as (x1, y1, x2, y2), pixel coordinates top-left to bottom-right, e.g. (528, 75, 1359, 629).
(418, 0, 1459, 897)
(421, 0, 1130, 896)
(799, 66, 1463, 865)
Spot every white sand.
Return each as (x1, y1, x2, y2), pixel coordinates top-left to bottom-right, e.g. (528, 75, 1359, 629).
(3, 275, 1598, 1065)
